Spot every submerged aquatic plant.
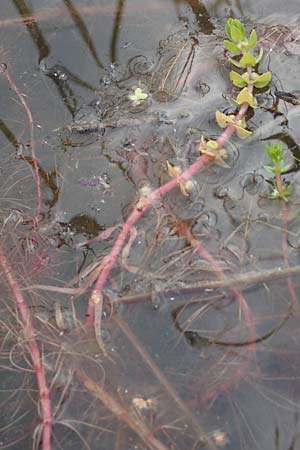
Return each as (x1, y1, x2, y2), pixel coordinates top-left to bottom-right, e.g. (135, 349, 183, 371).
(128, 87, 148, 105)
(264, 142, 293, 201)
(3, 16, 299, 450)
(215, 18, 272, 143)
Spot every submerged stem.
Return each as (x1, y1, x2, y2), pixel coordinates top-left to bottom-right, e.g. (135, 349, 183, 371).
(0, 243, 52, 450)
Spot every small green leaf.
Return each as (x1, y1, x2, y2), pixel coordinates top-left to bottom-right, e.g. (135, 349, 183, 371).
(269, 187, 280, 199)
(216, 111, 230, 128)
(228, 57, 243, 68)
(236, 87, 256, 107)
(235, 125, 252, 139)
(269, 183, 293, 202)
(226, 18, 246, 42)
(226, 20, 233, 40)
(128, 87, 148, 103)
(224, 40, 241, 54)
(216, 111, 252, 138)
(234, 19, 246, 39)
(248, 29, 257, 48)
(255, 47, 264, 64)
(237, 118, 247, 128)
(242, 72, 252, 84)
(253, 71, 272, 88)
(230, 26, 244, 43)
(239, 51, 257, 68)
(265, 143, 284, 162)
(283, 183, 293, 199)
(215, 111, 237, 128)
(263, 165, 276, 174)
(281, 163, 292, 173)
(207, 139, 219, 149)
(230, 70, 247, 88)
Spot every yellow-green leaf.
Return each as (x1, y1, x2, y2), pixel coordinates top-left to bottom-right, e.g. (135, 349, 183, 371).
(215, 111, 234, 128)
(228, 57, 243, 68)
(253, 71, 272, 88)
(236, 87, 256, 107)
(255, 47, 264, 64)
(207, 140, 219, 149)
(239, 51, 257, 68)
(235, 125, 252, 139)
(224, 40, 241, 54)
(128, 87, 148, 103)
(241, 72, 252, 84)
(248, 29, 257, 49)
(226, 19, 246, 43)
(237, 118, 247, 128)
(230, 70, 247, 88)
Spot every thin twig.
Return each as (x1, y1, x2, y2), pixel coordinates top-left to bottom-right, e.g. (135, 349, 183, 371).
(25, 264, 300, 301)
(114, 315, 218, 450)
(77, 368, 171, 450)
(116, 264, 300, 304)
(2, 65, 42, 225)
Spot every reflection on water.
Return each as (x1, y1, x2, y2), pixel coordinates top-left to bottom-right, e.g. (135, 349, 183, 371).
(1, 1, 300, 449)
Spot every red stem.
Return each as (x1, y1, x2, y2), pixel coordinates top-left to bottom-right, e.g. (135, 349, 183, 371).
(0, 244, 52, 450)
(87, 103, 250, 324)
(178, 223, 256, 403)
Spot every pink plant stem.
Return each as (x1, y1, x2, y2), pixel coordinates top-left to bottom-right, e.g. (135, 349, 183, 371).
(200, 246, 255, 341)
(181, 223, 256, 344)
(195, 246, 256, 403)
(177, 222, 256, 403)
(88, 104, 250, 323)
(3, 66, 42, 225)
(0, 244, 52, 450)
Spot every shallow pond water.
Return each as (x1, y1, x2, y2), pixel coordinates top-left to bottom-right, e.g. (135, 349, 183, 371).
(1, 1, 300, 450)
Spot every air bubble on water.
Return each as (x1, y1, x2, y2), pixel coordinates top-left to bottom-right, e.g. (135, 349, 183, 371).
(151, 283, 167, 310)
(102, 172, 110, 184)
(240, 173, 264, 195)
(194, 81, 210, 97)
(214, 185, 229, 199)
(198, 210, 218, 228)
(0, 63, 7, 74)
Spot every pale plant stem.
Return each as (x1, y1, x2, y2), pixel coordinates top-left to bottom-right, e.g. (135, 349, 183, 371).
(3, 66, 42, 225)
(114, 315, 219, 450)
(280, 199, 299, 313)
(23, 263, 300, 298)
(274, 169, 299, 312)
(0, 244, 52, 450)
(77, 368, 173, 450)
(179, 224, 256, 403)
